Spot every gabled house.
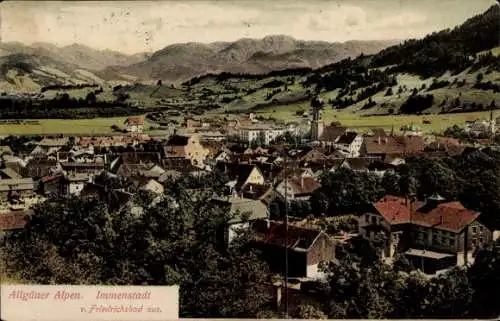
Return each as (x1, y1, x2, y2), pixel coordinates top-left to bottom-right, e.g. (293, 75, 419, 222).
(251, 219, 336, 279)
(0, 209, 33, 230)
(359, 195, 493, 273)
(300, 149, 328, 163)
(0, 146, 13, 156)
(124, 117, 145, 133)
(334, 131, 364, 157)
(0, 178, 35, 202)
(164, 134, 210, 168)
(212, 197, 269, 246)
(363, 135, 425, 158)
(275, 175, 321, 201)
(222, 163, 266, 195)
(317, 124, 347, 147)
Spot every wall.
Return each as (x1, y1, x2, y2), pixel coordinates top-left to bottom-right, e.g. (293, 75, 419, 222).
(69, 182, 85, 196)
(306, 233, 336, 266)
(246, 168, 265, 185)
(228, 222, 250, 245)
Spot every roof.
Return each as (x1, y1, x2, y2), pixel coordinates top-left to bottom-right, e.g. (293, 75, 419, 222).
(38, 137, 69, 147)
(1, 167, 22, 179)
(252, 219, 324, 250)
(341, 157, 378, 171)
(405, 248, 455, 260)
(211, 197, 268, 224)
(140, 179, 164, 194)
(336, 132, 359, 145)
(300, 149, 328, 162)
(364, 135, 425, 156)
(0, 210, 33, 230)
(240, 183, 273, 200)
(166, 135, 190, 146)
(319, 125, 347, 142)
(0, 145, 13, 155)
(124, 117, 144, 125)
(0, 178, 34, 192)
(372, 195, 480, 232)
(282, 176, 321, 196)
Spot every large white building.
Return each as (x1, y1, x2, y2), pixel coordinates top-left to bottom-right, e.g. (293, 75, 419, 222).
(239, 124, 298, 145)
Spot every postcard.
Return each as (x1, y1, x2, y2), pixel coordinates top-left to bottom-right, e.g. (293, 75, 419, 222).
(0, 0, 499, 320)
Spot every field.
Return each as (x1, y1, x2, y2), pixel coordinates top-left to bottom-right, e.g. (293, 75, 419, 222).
(0, 116, 151, 136)
(256, 107, 495, 134)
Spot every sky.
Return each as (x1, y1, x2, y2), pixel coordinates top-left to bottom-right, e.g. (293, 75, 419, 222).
(0, 0, 496, 55)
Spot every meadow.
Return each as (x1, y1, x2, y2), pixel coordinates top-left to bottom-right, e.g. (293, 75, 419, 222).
(0, 116, 149, 136)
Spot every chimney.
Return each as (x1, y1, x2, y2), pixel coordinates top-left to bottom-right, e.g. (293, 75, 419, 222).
(301, 176, 304, 189)
(378, 136, 381, 144)
(384, 137, 388, 144)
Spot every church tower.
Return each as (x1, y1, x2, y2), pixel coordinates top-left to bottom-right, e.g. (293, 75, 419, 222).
(310, 97, 324, 140)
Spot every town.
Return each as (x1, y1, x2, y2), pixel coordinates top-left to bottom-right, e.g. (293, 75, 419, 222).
(0, 96, 499, 318)
(1, 0, 500, 319)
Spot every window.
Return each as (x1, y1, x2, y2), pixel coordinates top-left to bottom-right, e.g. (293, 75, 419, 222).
(371, 216, 377, 224)
(418, 232, 424, 241)
(472, 226, 477, 234)
(365, 215, 370, 223)
(472, 238, 477, 247)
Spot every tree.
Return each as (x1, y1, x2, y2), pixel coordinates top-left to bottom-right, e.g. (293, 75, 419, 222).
(293, 304, 328, 319)
(468, 239, 500, 318)
(0, 186, 272, 318)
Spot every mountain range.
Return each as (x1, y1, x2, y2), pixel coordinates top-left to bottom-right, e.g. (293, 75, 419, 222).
(0, 36, 400, 89)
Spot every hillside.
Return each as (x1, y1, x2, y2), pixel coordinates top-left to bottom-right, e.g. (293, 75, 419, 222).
(0, 53, 106, 92)
(0, 42, 148, 71)
(102, 36, 400, 84)
(178, 5, 500, 119)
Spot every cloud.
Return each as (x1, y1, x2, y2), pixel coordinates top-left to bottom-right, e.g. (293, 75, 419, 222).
(0, 0, 493, 54)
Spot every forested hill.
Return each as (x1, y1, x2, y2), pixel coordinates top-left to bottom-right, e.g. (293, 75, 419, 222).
(365, 5, 500, 77)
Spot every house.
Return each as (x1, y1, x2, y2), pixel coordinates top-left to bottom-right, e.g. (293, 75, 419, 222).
(64, 173, 91, 196)
(40, 174, 66, 196)
(316, 124, 347, 147)
(333, 157, 380, 174)
(0, 209, 33, 230)
(80, 183, 134, 213)
(334, 132, 364, 157)
(163, 134, 210, 168)
(139, 179, 164, 195)
(358, 195, 493, 274)
(363, 135, 425, 158)
(239, 183, 277, 205)
(251, 219, 336, 279)
(30, 137, 69, 157)
(221, 163, 266, 195)
(0, 178, 35, 202)
(239, 125, 290, 145)
(275, 175, 321, 201)
(211, 197, 269, 246)
(0, 167, 22, 180)
(184, 117, 202, 128)
(0, 146, 13, 156)
(124, 117, 145, 133)
(60, 162, 105, 176)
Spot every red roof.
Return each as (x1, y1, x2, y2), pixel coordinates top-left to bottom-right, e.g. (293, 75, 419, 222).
(124, 117, 144, 125)
(373, 195, 479, 232)
(252, 219, 322, 250)
(0, 210, 32, 230)
(286, 176, 321, 196)
(365, 135, 425, 156)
